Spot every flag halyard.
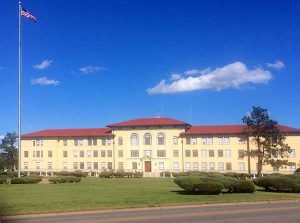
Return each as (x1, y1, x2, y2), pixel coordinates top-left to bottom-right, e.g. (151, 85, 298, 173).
(21, 6, 36, 22)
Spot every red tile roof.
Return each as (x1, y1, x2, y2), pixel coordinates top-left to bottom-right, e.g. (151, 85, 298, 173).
(22, 128, 112, 138)
(107, 117, 190, 128)
(183, 124, 300, 135)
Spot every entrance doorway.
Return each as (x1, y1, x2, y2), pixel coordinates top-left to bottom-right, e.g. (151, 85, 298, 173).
(144, 161, 151, 172)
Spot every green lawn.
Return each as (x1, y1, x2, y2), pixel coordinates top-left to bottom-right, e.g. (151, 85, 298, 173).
(1, 178, 300, 215)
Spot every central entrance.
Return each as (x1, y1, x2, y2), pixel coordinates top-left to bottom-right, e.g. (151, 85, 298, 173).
(144, 161, 151, 172)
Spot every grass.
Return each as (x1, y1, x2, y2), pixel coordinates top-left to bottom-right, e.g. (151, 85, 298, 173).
(1, 177, 300, 216)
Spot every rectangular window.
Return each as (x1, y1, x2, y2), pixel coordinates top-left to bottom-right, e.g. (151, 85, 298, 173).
(238, 137, 246, 144)
(131, 150, 139, 157)
(48, 162, 52, 170)
(289, 149, 296, 157)
(102, 138, 106, 146)
(157, 150, 166, 157)
(87, 150, 92, 157)
(78, 138, 83, 146)
(88, 138, 93, 146)
(238, 150, 244, 159)
(24, 151, 28, 157)
(63, 151, 68, 158)
(107, 150, 112, 157)
(41, 150, 43, 158)
(118, 150, 124, 157)
(106, 139, 111, 146)
(239, 163, 245, 171)
(209, 162, 215, 171)
(63, 139, 67, 146)
(24, 162, 28, 169)
(33, 151, 35, 158)
(219, 137, 230, 144)
(33, 140, 36, 146)
(202, 137, 213, 144)
(101, 162, 106, 170)
(48, 150, 53, 158)
(185, 162, 191, 171)
(201, 150, 207, 157)
(118, 137, 123, 145)
(132, 162, 138, 170)
(73, 162, 78, 170)
(218, 162, 224, 171)
(290, 163, 296, 171)
(218, 150, 223, 157)
(192, 150, 198, 157)
(63, 162, 68, 170)
(87, 162, 92, 170)
(144, 150, 152, 157)
(186, 137, 191, 145)
(108, 162, 112, 170)
(93, 150, 98, 157)
(80, 162, 84, 169)
(173, 162, 179, 171)
(159, 162, 164, 170)
(36, 161, 40, 170)
(201, 162, 207, 171)
(93, 162, 98, 170)
(73, 150, 78, 157)
(226, 162, 232, 171)
(191, 137, 197, 145)
(101, 150, 106, 157)
(36, 150, 40, 158)
(209, 150, 214, 157)
(80, 150, 84, 157)
(173, 136, 178, 145)
(193, 162, 199, 170)
(225, 149, 231, 157)
(74, 138, 78, 146)
(173, 150, 179, 157)
(118, 162, 124, 170)
(185, 150, 191, 157)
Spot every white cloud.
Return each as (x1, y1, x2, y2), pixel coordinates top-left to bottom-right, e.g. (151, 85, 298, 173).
(170, 73, 181, 81)
(266, 60, 285, 70)
(79, 66, 107, 74)
(30, 77, 60, 86)
(184, 67, 211, 75)
(33, 59, 53, 70)
(147, 62, 272, 94)
(0, 135, 4, 140)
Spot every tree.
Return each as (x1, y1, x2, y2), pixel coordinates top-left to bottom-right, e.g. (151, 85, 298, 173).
(242, 106, 291, 177)
(0, 132, 18, 171)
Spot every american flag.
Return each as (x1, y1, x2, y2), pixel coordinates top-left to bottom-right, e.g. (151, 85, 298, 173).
(21, 6, 36, 22)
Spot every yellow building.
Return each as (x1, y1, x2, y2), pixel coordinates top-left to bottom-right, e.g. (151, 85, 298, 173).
(21, 117, 300, 176)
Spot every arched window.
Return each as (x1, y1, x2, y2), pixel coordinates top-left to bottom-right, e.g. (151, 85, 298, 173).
(118, 137, 123, 146)
(144, 133, 152, 145)
(130, 133, 139, 146)
(157, 132, 165, 145)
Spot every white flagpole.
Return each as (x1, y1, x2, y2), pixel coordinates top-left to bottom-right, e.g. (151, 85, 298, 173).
(18, 1, 22, 178)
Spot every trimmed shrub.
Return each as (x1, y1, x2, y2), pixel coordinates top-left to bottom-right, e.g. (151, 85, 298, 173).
(99, 170, 114, 178)
(114, 171, 126, 178)
(254, 175, 295, 192)
(295, 168, 300, 174)
(174, 176, 224, 194)
(11, 176, 42, 184)
(232, 180, 256, 193)
(49, 176, 81, 184)
(133, 171, 143, 178)
(54, 171, 88, 177)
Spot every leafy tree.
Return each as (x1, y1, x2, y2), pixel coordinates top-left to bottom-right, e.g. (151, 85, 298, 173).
(0, 132, 18, 171)
(242, 106, 291, 177)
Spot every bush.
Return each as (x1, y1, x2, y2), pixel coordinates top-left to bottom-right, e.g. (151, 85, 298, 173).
(232, 180, 256, 193)
(11, 176, 42, 184)
(174, 176, 224, 194)
(295, 168, 300, 174)
(54, 171, 88, 177)
(49, 176, 81, 184)
(99, 170, 114, 178)
(254, 175, 295, 192)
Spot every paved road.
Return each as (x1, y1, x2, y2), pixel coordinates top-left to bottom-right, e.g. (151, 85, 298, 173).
(2, 201, 300, 223)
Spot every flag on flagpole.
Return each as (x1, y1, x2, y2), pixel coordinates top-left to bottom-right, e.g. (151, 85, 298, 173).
(21, 6, 36, 22)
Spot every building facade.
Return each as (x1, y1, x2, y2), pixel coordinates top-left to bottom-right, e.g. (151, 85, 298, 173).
(21, 117, 300, 176)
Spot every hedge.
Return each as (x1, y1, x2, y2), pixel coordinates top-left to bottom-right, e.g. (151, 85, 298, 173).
(254, 174, 300, 192)
(49, 176, 81, 184)
(11, 176, 42, 184)
(99, 171, 143, 178)
(53, 171, 88, 177)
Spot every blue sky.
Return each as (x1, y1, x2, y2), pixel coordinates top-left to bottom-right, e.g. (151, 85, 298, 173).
(1, 0, 300, 136)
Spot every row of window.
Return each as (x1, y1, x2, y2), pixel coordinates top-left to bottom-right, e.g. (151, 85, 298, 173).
(24, 149, 297, 159)
(24, 161, 297, 171)
(32, 138, 112, 147)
